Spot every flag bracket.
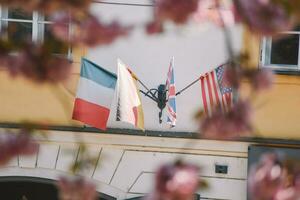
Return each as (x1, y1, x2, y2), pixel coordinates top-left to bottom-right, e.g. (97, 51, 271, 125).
(157, 84, 167, 123)
(139, 90, 157, 102)
(139, 84, 167, 123)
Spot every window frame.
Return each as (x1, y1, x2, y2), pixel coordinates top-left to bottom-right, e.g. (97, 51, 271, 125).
(0, 6, 73, 60)
(260, 31, 300, 73)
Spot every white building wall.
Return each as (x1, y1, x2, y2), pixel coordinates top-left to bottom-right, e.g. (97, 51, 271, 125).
(0, 130, 249, 200)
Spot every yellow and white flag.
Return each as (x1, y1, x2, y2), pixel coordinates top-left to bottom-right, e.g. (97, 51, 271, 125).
(116, 59, 144, 130)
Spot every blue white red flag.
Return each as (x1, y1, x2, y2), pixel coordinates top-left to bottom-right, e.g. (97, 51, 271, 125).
(166, 57, 176, 127)
(200, 64, 233, 116)
(72, 58, 117, 130)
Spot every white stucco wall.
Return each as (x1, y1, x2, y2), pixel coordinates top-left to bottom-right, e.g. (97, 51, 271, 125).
(87, 1, 243, 132)
(0, 129, 249, 200)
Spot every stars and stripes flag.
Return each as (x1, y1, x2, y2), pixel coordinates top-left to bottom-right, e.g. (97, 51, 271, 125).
(166, 57, 176, 127)
(199, 64, 233, 116)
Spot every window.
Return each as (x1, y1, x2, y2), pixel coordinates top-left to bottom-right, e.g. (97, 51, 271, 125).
(260, 26, 300, 73)
(0, 176, 116, 200)
(0, 7, 72, 59)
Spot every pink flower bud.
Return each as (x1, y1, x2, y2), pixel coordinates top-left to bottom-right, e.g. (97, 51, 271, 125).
(0, 129, 38, 165)
(200, 100, 253, 139)
(248, 153, 286, 200)
(250, 69, 273, 91)
(147, 161, 199, 200)
(233, 0, 292, 35)
(58, 176, 97, 200)
(155, 0, 199, 24)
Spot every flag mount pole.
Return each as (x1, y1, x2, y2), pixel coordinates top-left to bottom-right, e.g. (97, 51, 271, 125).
(175, 77, 200, 96)
(175, 63, 228, 96)
(138, 83, 167, 123)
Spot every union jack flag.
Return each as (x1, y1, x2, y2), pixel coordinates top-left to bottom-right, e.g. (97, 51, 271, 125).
(166, 57, 176, 127)
(200, 64, 232, 116)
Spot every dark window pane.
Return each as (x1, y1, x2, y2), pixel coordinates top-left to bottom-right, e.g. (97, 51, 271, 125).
(44, 24, 69, 55)
(7, 22, 32, 48)
(44, 15, 51, 21)
(270, 34, 299, 65)
(294, 25, 300, 31)
(8, 8, 32, 20)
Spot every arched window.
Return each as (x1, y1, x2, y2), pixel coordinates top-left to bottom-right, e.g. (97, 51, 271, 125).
(0, 7, 72, 59)
(0, 176, 116, 200)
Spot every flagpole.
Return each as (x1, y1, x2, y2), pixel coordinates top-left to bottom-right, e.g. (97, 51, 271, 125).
(137, 79, 151, 92)
(136, 79, 158, 101)
(175, 77, 200, 96)
(139, 89, 157, 102)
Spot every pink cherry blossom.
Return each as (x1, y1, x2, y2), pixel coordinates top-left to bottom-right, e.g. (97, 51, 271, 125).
(0, 0, 92, 13)
(52, 13, 130, 47)
(274, 187, 300, 200)
(147, 161, 199, 200)
(194, 0, 236, 27)
(223, 66, 274, 92)
(154, 0, 199, 24)
(248, 153, 286, 200)
(0, 129, 38, 165)
(222, 65, 242, 89)
(248, 153, 300, 200)
(275, 168, 300, 200)
(233, 0, 292, 35)
(294, 173, 300, 190)
(249, 69, 274, 91)
(57, 176, 97, 200)
(9, 43, 72, 83)
(200, 99, 252, 139)
(146, 21, 164, 35)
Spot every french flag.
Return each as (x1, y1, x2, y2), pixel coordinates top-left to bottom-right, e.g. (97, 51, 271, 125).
(72, 58, 117, 130)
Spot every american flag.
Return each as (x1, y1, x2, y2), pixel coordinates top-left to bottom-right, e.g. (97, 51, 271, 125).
(200, 64, 232, 116)
(166, 57, 176, 127)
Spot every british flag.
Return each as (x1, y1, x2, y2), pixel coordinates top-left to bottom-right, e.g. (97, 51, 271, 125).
(200, 64, 233, 116)
(166, 57, 176, 127)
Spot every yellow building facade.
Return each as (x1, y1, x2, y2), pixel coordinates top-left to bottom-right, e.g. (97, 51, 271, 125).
(0, 3, 299, 199)
(1, 29, 300, 140)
